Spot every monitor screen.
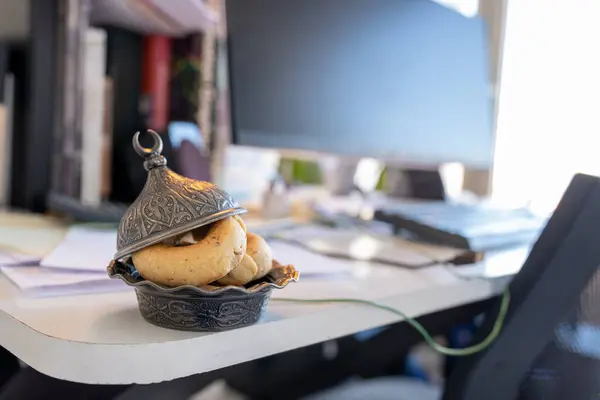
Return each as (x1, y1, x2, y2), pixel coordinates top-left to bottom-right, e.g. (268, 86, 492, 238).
(225, 0, 494, 168)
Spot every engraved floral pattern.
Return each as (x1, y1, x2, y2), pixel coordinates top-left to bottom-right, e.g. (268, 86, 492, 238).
(116, 167, 239, 255)
(136, 291, 270, 331)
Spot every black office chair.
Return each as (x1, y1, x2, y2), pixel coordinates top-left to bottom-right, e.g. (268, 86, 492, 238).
(306, 173, 600, 400)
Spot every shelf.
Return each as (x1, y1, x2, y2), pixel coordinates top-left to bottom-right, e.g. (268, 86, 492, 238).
(90, 0, 218, 37)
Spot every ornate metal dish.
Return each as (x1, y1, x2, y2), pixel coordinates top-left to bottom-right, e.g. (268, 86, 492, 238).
(109, 130, 299, 331)
(108, 260, 299, 332)
(114, 130, 246, 260)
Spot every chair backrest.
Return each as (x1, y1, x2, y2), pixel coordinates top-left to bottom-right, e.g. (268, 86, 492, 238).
(444, 173, 600, 400)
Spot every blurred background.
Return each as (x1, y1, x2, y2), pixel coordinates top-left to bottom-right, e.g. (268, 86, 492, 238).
(0, 0, 598, 219)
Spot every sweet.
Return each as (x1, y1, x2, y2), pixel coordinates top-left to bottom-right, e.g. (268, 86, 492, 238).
(132, 216, 246, 287)
(218, 253, 259, 286)
(246, 232, 273, 280)
(131, 215, 274, 288)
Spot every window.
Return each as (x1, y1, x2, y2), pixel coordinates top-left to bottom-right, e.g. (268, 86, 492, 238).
(492, 0, 600, 213)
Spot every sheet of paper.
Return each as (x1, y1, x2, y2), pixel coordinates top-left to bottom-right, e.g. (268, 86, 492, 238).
(40, 226, 117, 271)
(268, 240, 354, 277)
(1, 266, 125, 297)
(0, 252, 40, 266)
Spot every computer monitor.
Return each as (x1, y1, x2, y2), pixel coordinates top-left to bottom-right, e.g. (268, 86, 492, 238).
(225, 0, 493, 169)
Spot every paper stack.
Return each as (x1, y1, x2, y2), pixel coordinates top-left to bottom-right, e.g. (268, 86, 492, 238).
(0, 252, 39, 267)
(0, 222, 125, 297)
(1, 266, 125, 298)
(40, 225, 118, 272)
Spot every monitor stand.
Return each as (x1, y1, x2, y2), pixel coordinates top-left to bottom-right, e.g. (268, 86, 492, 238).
(384, 167, 447, 201)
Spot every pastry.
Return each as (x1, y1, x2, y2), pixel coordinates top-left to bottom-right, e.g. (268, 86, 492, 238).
(246, 232, 273, 280)
(217, 253, 259, 286)
(132, 216, 246, 287)
(233, 215, 246, 233)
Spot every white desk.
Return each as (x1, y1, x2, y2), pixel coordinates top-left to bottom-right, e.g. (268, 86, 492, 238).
(0, 257, 516, 385)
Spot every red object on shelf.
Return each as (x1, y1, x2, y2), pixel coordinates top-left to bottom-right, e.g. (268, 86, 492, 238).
(141, 35, 172, 131)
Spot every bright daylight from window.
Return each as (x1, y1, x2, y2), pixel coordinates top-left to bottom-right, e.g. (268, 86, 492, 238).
(492, 0, 600, 214)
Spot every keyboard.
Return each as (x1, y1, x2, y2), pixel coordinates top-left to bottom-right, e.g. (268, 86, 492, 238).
(374, 201, 546, 251)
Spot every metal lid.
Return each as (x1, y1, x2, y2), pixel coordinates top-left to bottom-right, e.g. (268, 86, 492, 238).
(114, 130, 246, 260)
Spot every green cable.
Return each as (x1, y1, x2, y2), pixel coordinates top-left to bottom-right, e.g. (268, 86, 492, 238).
(273, 288, 510, 357)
